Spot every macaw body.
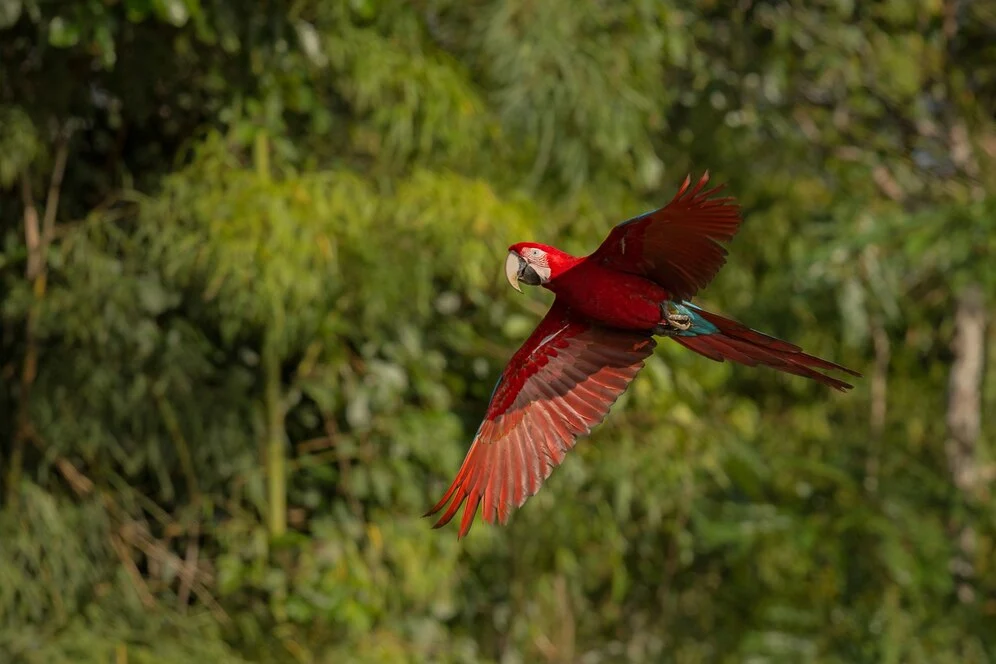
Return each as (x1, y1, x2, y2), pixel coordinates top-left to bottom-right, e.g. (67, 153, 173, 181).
(545, 258, 671, 331)
(427, 173, 860, 538)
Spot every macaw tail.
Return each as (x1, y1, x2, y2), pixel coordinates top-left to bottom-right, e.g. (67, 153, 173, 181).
(668, 304, 861, 391)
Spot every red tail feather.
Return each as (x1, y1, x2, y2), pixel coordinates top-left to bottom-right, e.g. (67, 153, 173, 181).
(672, 308, 861, 391)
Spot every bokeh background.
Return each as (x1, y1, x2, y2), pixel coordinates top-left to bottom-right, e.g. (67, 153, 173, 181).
(2, 1, 996, 662)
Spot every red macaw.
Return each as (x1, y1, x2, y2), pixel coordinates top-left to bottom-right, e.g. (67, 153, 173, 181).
(426, 173, 860, 538)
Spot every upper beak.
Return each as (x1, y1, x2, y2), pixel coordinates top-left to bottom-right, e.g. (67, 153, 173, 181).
(504, 252, 524, 293)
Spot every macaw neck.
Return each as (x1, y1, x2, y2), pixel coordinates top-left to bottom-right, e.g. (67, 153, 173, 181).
(544, 250, 586, 281)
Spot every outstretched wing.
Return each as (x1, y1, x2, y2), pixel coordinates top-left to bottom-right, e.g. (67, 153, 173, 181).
(426, 299, 655, 538)
(590, 172, 744, 301)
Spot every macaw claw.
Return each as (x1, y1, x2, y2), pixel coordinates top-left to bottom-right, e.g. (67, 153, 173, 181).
(657, 302, 692, 334)
(668, 313, 692, 330)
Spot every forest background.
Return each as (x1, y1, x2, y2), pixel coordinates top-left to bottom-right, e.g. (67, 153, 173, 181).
(2, 1, 996, 662)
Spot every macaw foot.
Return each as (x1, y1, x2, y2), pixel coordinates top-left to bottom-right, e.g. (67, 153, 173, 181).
(667, 311, 692, 329)
(653, 302, 693, 335)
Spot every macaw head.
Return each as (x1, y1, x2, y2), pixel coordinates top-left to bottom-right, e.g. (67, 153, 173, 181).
(505, 243, 571, 292)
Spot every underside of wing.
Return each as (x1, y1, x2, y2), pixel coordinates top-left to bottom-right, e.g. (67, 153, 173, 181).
(591, 172, 743, 301)
(426, 300, 655, 538)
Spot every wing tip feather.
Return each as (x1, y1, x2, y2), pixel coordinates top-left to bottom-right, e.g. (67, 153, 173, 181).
(426, 317, 655, 540)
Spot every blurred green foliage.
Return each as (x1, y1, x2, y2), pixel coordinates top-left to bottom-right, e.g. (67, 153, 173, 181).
(2, 1, 996, 662)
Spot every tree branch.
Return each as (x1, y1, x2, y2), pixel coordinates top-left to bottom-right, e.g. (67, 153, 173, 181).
(41, 130, 71, 249)
(945, 283, 986, 604)
(8, 130, 72, 505)
(865, 315, 890, 494)
(20, 174, 41, 279)
(946, 284, 985, 494)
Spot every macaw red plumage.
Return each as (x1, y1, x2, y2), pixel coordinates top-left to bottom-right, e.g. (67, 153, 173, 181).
(426, 173, 860, 538)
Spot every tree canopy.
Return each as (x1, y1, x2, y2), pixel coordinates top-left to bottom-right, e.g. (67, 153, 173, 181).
(2, 1, 995, 662)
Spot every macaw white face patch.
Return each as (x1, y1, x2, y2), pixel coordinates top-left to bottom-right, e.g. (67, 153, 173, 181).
(524, 247, 552, 282)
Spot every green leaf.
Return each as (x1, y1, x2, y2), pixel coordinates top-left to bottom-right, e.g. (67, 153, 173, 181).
(0, 0, 22, 29)
(153, 0, 189, 26)
(47, 15, 81, 48)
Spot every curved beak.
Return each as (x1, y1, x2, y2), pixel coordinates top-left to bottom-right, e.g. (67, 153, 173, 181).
(504, 251, 524, 293)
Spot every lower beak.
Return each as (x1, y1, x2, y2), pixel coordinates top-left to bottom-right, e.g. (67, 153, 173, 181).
(504, 252, 524, 293)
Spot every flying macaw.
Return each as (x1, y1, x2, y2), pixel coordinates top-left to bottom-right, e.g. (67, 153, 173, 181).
(426, 173, 860, 538)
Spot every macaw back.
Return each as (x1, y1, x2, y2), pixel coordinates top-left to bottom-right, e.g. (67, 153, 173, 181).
(546, 259, 672, 332)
